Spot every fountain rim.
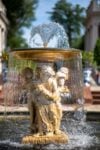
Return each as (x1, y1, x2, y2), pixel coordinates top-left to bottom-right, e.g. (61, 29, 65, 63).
(10, 47, 81, 53)
(10, 48, 82, 61)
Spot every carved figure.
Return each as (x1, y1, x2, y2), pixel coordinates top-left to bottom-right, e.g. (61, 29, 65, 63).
(22, 65, 68, 144)
(56, 67, 70, 103)
(34, 64, 61, 135)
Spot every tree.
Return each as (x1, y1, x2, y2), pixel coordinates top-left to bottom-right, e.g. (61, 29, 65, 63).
(48, 0, 85, 47)
(94, 38, 100, 66)
(72, 35, 85, 50)
(2, 0, 38, 48)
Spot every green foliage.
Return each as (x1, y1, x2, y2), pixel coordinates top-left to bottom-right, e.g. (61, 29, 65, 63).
(9, 56, 36, 73)
(8, 32, 28, 48)
(2, 50, 9, 62)
(82, 51, 95, 68)
(72, 36, 85, 50)
(94, 38, 100, 66)
(48, 0, 85, 47)
(2, 0, 38, 48)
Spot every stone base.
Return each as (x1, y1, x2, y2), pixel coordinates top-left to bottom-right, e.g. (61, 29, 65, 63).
(22, 132, 68, 144)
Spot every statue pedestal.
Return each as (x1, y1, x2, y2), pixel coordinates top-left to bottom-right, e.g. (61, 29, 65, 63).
(22, 132, 68, 144)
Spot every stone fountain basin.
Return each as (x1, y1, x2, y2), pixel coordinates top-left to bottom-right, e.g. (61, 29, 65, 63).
(11, 48, 81, 62)
(0, 113, 99, 150)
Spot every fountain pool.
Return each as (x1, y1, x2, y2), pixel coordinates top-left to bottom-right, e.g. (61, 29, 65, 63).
(0, 116, 99, 150)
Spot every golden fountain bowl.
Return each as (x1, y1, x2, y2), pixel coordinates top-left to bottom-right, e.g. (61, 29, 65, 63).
(11, 48, 81, 62)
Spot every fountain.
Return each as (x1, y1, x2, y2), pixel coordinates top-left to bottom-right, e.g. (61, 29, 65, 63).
(1, 23, 100, 149)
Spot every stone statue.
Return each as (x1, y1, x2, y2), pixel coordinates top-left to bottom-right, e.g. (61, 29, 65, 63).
(22, 64, 68, 144)
(56, 67, 70, 103)
(34, 64, 62, 135)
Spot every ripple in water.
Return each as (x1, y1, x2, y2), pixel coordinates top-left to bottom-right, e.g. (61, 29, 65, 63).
(0, 118, 99, 150)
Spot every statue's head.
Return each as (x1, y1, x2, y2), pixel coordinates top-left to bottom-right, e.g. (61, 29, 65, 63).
(36, 63, 55, 81)
(57, 67, 69, 79)
(42, 65, 55, 76)
(56, 67, 69, 86)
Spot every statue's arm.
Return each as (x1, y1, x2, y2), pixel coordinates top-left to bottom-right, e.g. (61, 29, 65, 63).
(37, 84, 52, 98)
(37, 80, 60, 102)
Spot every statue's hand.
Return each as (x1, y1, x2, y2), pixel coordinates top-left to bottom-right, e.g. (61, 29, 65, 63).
(59, 87, 69, 93)
(37, 84, 61, 102)
(37, 84, 52, 97)
(52, 93, 61, 102)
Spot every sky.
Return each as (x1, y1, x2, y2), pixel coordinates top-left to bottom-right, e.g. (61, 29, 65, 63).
(23, 0, 91, 42)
